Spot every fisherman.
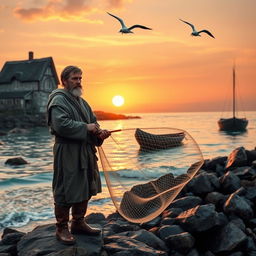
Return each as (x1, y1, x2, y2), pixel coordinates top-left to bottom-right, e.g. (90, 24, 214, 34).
(47, 65, 110, 244)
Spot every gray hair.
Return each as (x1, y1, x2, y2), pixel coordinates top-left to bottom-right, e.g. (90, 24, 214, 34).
(60, 66, 82, 85)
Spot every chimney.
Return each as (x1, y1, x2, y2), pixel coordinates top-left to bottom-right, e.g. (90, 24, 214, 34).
(28, 51, 34, 60)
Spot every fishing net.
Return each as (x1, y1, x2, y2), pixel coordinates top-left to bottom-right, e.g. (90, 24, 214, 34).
(98, 128, 204, 223)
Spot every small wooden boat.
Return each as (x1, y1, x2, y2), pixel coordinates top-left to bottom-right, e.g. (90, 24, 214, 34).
(135, 128, 185, 150)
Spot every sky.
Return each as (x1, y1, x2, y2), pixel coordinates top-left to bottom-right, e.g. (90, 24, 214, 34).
(0, 0, 256, 113)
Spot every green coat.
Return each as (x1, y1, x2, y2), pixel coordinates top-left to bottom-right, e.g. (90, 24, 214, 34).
(47, 89, 103, 205)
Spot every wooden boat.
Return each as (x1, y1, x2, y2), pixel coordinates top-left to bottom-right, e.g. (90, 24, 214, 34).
(135, 128, 185, 150)
(218, 65, 248, 131)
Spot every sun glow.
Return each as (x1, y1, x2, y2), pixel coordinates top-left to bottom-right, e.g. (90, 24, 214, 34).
(112, 95, 125, 107)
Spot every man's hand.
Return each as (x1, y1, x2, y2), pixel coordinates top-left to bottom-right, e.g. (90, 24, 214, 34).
(96, 129, 111, 140)
(87, 123, 100, 134)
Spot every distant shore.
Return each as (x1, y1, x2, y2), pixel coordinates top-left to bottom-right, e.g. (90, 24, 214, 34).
(94, 111, 141, 120)
(0, 111, 141, 130)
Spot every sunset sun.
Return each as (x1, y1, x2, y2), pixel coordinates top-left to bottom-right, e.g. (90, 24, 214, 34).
(112, 95, 125, 107)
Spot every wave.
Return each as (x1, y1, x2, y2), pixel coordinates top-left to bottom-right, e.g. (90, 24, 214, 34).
(0, 209, 53, 230)
(111, 165, 187, 180)
(0, 172, 53, 188)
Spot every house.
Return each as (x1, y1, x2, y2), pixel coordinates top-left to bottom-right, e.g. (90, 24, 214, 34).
(0, 52, 59, 115)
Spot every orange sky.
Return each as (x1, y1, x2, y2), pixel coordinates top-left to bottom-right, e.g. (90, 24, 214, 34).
(0, 0, 256, 113)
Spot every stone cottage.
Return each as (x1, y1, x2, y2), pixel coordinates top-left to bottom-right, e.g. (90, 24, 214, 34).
(0, 52, 59, 128)
(0, 51, 59, 114)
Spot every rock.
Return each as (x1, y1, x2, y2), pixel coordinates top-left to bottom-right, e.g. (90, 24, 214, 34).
(209, 222, 247, 253)
(226, 147, 248, 169)
(165, 232, 195, 254)
(17, 224, 103, 256)
(176, 204, 228, 233)
(186, 172, 220, 195)
(219, 171, 241, 194)
(8, 128, 28, 134)
(157, 225, 184, 241)
(5, 157, 28, 166)
(223, 194, 254, 220)
(169, 196, 202, 211)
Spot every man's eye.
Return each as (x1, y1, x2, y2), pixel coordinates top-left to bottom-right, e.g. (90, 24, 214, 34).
(71, 77, 82, 80)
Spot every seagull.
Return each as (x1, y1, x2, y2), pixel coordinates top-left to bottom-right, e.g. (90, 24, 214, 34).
(179, 19, 215, 38)
(107, 12, 152, 34)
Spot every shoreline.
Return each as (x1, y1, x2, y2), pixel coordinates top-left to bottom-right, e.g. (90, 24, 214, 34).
(1, 146, 256, 255)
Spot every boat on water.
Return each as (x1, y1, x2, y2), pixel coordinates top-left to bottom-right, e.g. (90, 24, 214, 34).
(135, 128, 185, 150)
(218, 65, 248, 131)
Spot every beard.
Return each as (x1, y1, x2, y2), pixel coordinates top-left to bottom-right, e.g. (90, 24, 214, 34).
(70, 87, 82, 97)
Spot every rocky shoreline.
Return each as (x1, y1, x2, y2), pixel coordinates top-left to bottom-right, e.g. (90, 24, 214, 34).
(1, 146, 256, 256)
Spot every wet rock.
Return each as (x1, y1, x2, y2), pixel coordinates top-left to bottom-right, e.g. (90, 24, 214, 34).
(209, 222, 247, 253)
(226, 146, 248, 169)
(5, 157, 28, 166)
(8, 128, 28, 134)
(17, 224, 103, 256)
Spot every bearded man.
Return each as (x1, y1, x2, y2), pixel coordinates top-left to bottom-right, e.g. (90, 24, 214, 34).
(47, 66, 110, 244)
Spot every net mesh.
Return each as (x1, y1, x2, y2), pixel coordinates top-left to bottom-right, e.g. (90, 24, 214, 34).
(98, 128, 204, 223)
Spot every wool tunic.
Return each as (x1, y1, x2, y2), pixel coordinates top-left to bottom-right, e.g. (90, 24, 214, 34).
(47, 89, 103, 205)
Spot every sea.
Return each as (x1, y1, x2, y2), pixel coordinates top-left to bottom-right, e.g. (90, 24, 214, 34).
(0, 111, 255, 235)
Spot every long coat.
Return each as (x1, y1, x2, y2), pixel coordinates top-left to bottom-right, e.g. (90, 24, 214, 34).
(47, 89, 103, 205)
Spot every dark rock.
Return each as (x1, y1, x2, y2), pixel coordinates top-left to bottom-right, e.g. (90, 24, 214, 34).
(204, 191, 227, 209)
(203, 156, 227, 170)
(176, 204, 228, 233)
(103, 219, 140, 237)
(1, 231, 25, 245)
(104, 229, 167, 251)
(246, 149, 256, 164)
(226, 146, 248, 169)
(161, 208, 183, 218)
(103, 236, 167, 256)
(17, 223, 103, 256)
(160, 217, 176, 226)
(169, 196, 202, 211)
(165, 232, 195, 254)
(5, 157, 28, 166)
(0, 242, 17, 255)
(157, 225, 184, 241)
(186, 172, 220, 195)
(223, 194, 254, 220)
(219, 171, 241, 194)
(209, 222, 247, 253)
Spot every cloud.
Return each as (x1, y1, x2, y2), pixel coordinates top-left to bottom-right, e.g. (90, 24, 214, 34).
(14, 0, 131, 22)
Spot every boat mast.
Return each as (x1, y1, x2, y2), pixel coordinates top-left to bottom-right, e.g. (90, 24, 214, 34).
(233, 65, 236, 119)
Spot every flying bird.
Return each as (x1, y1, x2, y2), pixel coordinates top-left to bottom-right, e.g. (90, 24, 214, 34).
(179, 19, 215, 38)
(107, 12, 152, 34)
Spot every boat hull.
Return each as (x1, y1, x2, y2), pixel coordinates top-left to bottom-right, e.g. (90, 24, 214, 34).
(135, 128, 185, 150)
(218, 117, 248, 131)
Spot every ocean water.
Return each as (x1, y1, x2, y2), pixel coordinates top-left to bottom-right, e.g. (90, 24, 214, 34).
(0, 111, 255, 234)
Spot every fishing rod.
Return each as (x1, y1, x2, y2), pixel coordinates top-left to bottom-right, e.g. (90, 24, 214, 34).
(109, 129, 122, 133)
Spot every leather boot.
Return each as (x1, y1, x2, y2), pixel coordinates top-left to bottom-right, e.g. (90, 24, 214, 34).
(71, 200, 101, 236)
(55, 204, 76, 245)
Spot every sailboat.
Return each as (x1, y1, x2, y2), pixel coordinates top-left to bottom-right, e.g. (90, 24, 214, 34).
(218, 65, 248, 131)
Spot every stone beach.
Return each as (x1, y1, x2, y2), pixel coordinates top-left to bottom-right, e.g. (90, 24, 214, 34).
(1, 146, 256, 256)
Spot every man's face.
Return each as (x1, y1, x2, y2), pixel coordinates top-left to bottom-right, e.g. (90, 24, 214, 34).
(64, 71, 83, 96)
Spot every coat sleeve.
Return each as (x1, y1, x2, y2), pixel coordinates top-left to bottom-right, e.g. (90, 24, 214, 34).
(50, 106, 88, 140)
